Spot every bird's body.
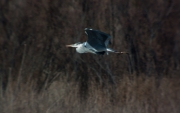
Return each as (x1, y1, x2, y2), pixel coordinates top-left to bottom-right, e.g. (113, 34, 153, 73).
(75, 42, 95, 54)
(66, 28, 124, 55)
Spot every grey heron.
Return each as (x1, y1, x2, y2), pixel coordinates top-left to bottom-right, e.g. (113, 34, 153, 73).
(66, 28, 127, 55)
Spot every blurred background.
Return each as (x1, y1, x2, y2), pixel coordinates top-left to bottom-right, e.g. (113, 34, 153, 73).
(0, 0, 180, 113)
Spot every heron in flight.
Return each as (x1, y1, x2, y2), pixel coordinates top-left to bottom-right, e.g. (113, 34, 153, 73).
(66, 28, 127, 55)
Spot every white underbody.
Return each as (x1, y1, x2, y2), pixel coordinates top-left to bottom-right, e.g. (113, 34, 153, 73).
(75, 42, 115, 54)
(76, 43, 96, 54)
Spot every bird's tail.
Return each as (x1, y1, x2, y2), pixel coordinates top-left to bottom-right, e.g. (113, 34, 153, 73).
(107, 48, 118, 53)
(107, 48, 128, 54)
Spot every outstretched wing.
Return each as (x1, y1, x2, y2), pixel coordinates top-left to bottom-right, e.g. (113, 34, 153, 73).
(84, 28, 111, 51)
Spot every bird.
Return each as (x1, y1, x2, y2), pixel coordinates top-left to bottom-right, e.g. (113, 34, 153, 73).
(66, 28, 127, 55)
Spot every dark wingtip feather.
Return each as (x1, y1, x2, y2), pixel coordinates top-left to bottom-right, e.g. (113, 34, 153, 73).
(95, 51, 106, 55)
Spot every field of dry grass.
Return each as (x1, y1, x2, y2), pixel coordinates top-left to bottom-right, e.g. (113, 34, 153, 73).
(0, 74, 179, 113)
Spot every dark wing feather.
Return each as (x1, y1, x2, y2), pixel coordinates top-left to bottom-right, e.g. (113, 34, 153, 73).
(95, 51, 106, 55)
(85, 28, 111, 51)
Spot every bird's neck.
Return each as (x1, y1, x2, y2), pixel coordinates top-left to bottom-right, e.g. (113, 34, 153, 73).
(76, 44, 86, 53)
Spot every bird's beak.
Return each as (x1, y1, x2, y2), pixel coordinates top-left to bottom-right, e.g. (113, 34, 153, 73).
(66, 44, 74, 47)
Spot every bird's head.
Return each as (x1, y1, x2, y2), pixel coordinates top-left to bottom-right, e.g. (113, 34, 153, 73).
(66, 42, 82, 48)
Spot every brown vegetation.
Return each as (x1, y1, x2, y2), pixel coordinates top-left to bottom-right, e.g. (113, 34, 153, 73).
(0, 0, 180, 113)
(1, 75, 180, 113)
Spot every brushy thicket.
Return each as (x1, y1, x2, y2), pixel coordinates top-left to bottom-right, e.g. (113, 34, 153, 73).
(0, 0, 180, 113)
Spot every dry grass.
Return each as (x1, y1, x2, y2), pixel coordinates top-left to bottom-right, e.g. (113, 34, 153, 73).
(0, 75, 179, 113)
